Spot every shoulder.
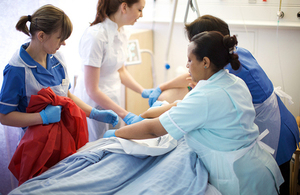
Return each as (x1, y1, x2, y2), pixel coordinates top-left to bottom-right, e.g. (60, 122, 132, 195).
(82, 23, 108, 43)
(3, 64, 25, 77)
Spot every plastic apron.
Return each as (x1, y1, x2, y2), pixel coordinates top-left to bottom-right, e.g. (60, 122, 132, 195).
(7, 49, 69, 136)
(253, 86, 293, 159)
(185, 130, 280, 195)
(253, 91, 280, 159)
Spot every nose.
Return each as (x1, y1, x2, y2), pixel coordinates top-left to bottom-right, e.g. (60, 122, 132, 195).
(61, 40, 66, 46)
(140, 11, 143, 18)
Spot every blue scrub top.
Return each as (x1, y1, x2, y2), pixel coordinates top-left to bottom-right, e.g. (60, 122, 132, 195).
(0, 43, 68, 114)
(225, 47, 273, 104)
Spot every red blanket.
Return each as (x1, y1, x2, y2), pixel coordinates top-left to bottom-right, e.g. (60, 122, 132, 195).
(8, 87, 89, 186)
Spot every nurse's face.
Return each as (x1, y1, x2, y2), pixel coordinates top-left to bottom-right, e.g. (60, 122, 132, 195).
(42, 29, 66, 54)
(186, 42, 205, 83)
(124, 0, 145, 25)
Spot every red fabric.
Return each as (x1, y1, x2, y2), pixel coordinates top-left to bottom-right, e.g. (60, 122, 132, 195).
(8, 87, 89, 186)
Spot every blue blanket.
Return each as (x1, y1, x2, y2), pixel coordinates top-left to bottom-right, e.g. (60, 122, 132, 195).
(9, 137, 219, 195)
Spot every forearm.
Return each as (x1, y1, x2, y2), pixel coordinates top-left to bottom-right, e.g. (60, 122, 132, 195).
(87, 88, 128, 119)
(84, 66, 128, 118)
(119, 65, 144, 94)
(141, 102, 177, 119)
(68, 91, 92, 117)
(0, 111, 43, 127)
(115, 118, 167, 140)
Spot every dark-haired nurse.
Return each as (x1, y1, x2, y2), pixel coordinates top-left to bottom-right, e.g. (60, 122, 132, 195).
(104, 31, 284, 195)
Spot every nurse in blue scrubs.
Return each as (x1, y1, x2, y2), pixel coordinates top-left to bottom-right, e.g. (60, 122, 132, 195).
(147, 15, 298, 194)
(104, 31, 283, 195)
(0, 4, 118, 135)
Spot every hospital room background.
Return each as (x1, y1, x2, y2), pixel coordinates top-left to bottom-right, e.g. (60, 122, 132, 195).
(0, 0, 300, 194)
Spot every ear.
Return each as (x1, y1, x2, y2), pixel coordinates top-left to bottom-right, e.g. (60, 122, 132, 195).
(37, 31, 45, 42)
(120, 2, 127, 14)
(202, 57, 211, 69)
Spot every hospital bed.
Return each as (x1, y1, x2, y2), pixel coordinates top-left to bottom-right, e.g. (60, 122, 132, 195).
(8, 134, 221, 195)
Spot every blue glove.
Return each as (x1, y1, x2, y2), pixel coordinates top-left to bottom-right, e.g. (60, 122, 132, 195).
(141, 88, 155, 98)
(103, 130, 116, 138)
(130, 115, 144, 124)
(89, 108, 119, 127)
(123, 112, 140, 125)
(148, 87, 162, 107)
(39, 105, 62, 125)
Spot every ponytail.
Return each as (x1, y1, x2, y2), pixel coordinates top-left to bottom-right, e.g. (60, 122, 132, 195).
(15, 15, 31, 36)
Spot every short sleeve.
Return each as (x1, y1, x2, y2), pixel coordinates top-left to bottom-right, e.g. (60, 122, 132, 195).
(159, 92, 208, 140)
(79, 27, 105, 68)
(0, 65, 26, 114)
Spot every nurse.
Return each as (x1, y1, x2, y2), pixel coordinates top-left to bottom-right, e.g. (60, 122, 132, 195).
(148, 15, 299, 194)
(0, 5, 118, 134)
(73, 0, 152, 141)
(103, 31, 283, 195)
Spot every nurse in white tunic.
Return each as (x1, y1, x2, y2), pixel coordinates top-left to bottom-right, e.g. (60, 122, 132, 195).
(104, 31, 284, 195)
(74, 0, 153, 141)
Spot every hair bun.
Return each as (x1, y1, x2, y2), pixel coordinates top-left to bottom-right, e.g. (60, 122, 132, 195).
(223, 35, 238, 51)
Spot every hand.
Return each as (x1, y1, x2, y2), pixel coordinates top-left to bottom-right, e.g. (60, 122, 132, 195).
(89, 108, 119, 127)
(103, 130, 116, 138)
(186, 76, 196, 89)
(123, 112, 141, 125)
(39, 105, 62, 125)
(141, 88, 155, 98)
(148, 87, 162, 107)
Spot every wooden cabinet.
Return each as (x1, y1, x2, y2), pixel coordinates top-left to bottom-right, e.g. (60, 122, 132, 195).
(125, 29, 153, 115)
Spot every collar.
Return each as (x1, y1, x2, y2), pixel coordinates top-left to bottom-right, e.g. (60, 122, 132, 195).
(19, 43, 52, 75)
(103, 17, 125, 38)
(194, 69, 227, 89)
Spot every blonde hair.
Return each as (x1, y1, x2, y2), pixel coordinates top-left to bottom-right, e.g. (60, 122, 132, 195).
(16, 4, 73, 41)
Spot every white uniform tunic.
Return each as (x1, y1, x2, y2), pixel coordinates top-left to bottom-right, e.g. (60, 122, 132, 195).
(159, 69, 283, 195)
(74, 18, 128, 141)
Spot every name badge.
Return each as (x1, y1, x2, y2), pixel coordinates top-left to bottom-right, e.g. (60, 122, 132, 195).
(62, 79, 69, 86)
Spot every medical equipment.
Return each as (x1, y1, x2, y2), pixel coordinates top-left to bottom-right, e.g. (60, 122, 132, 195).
(126, 39, 156, 87)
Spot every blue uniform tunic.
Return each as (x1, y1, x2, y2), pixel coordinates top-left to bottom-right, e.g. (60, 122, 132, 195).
(0, 43, 68, 114)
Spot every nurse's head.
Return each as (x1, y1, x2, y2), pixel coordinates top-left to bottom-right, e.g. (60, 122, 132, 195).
(91, 0, 145, 27)
(185, 15, 230, 41)
(186, 31, 240, 83)
(16, 4, 73, 43)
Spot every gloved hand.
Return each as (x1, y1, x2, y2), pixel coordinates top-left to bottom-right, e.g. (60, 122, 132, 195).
(103, 130, 116, 138)
(39, 105, 62, 125)
(130, 115, 144, 124)
(123, 112, 141, 125)
(148, 87, 162, 107)
(89, 108, 119, 127)
(141, 88, 155, 98)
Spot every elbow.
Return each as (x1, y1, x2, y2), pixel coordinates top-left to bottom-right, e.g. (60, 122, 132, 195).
(85, 86, 96, 98)
(0, 113, 8, 125)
